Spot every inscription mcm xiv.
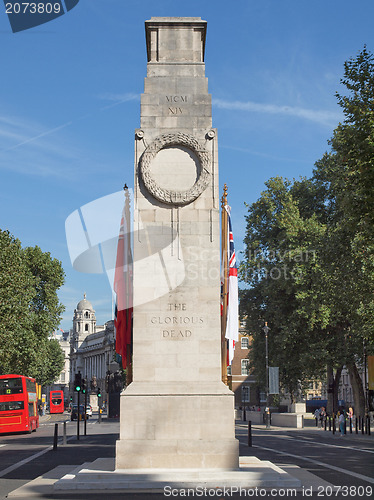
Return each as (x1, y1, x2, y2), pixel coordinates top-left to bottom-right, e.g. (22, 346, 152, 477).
(166, 95, 188, 115)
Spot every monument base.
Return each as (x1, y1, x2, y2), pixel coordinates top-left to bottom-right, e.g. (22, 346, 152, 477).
(52, 457, 301, 492)
(116, 381, 239, 469)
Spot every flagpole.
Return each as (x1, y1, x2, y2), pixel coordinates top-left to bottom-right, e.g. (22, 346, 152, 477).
(124, 184, 133, 386)
(221, 184, 228, 385)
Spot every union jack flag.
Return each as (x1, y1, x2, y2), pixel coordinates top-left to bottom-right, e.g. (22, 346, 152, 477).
(225, 205, 239, 364)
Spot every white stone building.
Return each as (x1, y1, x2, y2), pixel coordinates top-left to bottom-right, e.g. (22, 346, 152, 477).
(69, 294, 120, 405)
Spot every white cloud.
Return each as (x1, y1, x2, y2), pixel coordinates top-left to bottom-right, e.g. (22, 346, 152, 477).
(212, 98, 342, 128)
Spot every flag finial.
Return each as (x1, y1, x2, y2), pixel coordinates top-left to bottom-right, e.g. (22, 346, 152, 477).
(221, 184, 228, 208)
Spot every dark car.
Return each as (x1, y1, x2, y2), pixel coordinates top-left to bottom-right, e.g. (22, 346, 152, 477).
(70, 404, 88, 421)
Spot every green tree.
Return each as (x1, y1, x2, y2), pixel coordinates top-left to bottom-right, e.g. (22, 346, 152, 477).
(0, 230, 65, 384)
(30, 338, 65, 386)
(240, 48, 374, 416)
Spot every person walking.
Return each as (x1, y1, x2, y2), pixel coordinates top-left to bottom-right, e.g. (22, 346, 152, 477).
(314, 408, 321, 428)
(348, 406, 354, 430)
(320, 407, 326, 429)
(338, 411, 346, 435)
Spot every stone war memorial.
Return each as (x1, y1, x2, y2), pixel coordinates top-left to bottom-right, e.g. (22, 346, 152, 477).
(116, 16, 239, 470)
(46, 17, 301, 493)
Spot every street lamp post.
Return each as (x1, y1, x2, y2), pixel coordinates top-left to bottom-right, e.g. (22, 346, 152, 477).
(263, 322, 270, 429)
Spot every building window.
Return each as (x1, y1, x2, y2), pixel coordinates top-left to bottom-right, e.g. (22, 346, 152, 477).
(242, 385, 250, 402)
(60, 372, 65, 383)
(241, 337, 249, 349)
(227, 365, 232, 376)
(241, 359, 250, 376)
(85, 312, 89, 318)
(85, 324, 89, 332)
(259, 391, 267, 402)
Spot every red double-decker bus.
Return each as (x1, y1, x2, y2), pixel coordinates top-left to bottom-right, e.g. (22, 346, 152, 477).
(49, 390, 64, 414)
(0, 374, 39, 434)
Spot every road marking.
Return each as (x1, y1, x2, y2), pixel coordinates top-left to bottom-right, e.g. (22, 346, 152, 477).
(294, 436, 374, 454)
(0, 445, 5, 448)
(0, 436, 74, 478)
(247, 429, 374, 454)
(252, 444, 374, 484)
(0, 446, 53, 478)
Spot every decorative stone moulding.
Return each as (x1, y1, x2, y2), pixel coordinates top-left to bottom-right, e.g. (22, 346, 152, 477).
(140, 132, 211, 206)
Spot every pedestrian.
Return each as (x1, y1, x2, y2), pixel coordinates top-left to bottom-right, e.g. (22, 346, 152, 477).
(320, 407, 326, 429)
(338, 411, 346, 435)
(314, 408, 321, 427)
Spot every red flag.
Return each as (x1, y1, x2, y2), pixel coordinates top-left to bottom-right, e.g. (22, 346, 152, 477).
(114, 189, 132, 369)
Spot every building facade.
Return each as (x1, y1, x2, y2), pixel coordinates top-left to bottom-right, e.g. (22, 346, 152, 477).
(228, 323, 258, 408)
(69, 294, 120, 406)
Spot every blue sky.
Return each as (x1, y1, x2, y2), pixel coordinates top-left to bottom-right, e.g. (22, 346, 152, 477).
(1, 0, 373, 330)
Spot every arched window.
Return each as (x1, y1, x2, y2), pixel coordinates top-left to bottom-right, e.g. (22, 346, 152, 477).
(85, 324, 89, 332)
(85, 311, 89, 318)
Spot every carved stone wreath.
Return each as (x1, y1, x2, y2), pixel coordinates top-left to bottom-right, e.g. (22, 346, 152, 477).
(140, 132, 211, 206)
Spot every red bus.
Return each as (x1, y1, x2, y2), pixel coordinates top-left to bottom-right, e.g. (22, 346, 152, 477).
(49, 390, 64, 414)
(0, 374, 39, 434)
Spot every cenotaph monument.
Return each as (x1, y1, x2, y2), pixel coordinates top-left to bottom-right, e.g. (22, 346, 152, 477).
(116, 17, 239, 469)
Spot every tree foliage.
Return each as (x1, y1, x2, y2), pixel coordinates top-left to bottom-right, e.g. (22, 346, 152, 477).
(0, 230, 65, 385)
(240, 48, 374, 414)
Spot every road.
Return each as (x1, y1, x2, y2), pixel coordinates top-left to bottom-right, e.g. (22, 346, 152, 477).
(237, 422, 374, 495)
(0, 415, 372, 499)
(0, 412, 117, 499)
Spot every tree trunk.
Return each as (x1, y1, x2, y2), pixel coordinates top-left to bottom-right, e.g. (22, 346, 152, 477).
(326, 365, 342, 415)
(347, 363, 366, 418)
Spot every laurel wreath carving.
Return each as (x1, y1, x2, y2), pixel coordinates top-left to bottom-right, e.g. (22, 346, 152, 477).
(140, 132, 211, 206)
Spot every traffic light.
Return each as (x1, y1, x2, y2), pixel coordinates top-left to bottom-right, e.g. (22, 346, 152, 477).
(74, 372, 82, 392)
(97, 387, 101, 398)
(82, 378, 87, 394)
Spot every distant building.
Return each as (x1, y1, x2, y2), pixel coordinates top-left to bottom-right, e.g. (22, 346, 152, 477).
(69, 294, 120, 405)
(45, 329, 71, 403)
(228, 321, 258, 408)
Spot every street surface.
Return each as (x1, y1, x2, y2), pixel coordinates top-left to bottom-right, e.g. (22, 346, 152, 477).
(0, 413, 372, 499)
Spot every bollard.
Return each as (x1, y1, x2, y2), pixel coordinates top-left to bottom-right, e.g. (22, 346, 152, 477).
(248, 420, 252, 447)
(243, 408, 246, 422)
(355, 417, 358, 434)
(361, 417, 364, 435)
(344, 418, 347, 435)
(324, 417, 327, 431)
(328, 416, 331, 432)
(53, 423, 58, 450)
(63, 421, 67, 445)
(349, 418, 352, 434)
(332, 416, 335, 435)
(368, 416, 371, 436)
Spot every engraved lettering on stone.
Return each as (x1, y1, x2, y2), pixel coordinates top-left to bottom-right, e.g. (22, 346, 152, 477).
(166, 96, 188, 103)
(168, 107, 183, 115)
(151, 316, 204, 324)
(140, 132, 211, 206)
(162, 330, 192, 338)
(168, 303, 187, 311)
